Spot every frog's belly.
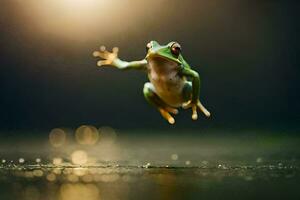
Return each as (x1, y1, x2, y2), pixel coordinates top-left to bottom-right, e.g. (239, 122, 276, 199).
(149, 72, 185, 107)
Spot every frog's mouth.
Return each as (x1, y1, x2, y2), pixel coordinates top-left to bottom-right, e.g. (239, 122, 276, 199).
(146, 53, 182, 65)
(147, 54, 181, 69)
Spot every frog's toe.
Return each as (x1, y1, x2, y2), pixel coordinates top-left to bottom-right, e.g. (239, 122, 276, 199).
(168, 117, 175, 124)
(93, 51, 101, 57)
(192, 106, 198, 120)
(97, 60, 111, 66)
(182, 100, 192, 109)
(159, 108, 175, 124)
(165, 107, 179, 115)
(112, 47, 119, 54)
(100, 45, 106, 51)
(197, 101, 211, 118)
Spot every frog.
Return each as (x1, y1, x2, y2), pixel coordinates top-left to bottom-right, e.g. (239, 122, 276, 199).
(93, 41, 210, 124)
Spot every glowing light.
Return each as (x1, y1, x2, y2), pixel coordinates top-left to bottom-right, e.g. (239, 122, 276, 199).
(33, 170, 44, 177)
(53, 157, 63, 165)
(49, 128, 66, 148)
(19, 158, 25, 163)
(71, 150, 88, 165)
(2, 159, 6, 164)
(35, 158, 42, 163)
(46, 173, 56, 182)
(73, 168, 87, 176)
(171, 154, 178, 161)
(60, 183, 99, 200)
(63, 168, 73, 175)
(75, 125, 99, 145)
(17, 0, 116, 42)
(64, 0, 99, 8)
(53, 168, 62, 175)
(144, 163, 151, 168)
(185, 160, 191, 165)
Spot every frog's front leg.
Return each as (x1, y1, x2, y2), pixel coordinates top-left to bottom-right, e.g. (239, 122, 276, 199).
(143, 82, 178, 124)
(180, 69, 211, 120)
(93, 46, 147, 70)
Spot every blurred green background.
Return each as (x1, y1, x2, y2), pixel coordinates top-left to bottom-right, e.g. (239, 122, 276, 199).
(0, 0, 299, 131)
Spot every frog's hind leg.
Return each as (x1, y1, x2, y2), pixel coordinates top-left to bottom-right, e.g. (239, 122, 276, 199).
(182, 81, 211, 118)
(143, 82, 178, 124)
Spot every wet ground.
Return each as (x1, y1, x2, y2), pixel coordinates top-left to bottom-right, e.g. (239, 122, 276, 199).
(0, 128, 299, 200)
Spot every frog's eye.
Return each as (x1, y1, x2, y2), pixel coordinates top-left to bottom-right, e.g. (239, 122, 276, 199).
(171, 42, 181, 57)
(146, 42, 152, 53)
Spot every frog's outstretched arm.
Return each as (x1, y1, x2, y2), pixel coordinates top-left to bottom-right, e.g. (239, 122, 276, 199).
(179, 67, 211, 120)
(93, 46, 147, 70)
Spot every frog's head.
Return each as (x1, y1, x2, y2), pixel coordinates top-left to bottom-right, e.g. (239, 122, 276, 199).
(145, 41, 183, 65)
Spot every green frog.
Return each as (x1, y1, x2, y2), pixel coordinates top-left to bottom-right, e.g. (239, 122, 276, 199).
(93, 41, 210, 124)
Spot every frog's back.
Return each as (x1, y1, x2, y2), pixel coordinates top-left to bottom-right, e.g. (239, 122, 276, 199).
(147, 57, 186, 107)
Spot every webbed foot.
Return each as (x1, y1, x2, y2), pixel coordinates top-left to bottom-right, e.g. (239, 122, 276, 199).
(159, 108, 176, 124)
(93, 46, 119, 66)
(182, 100, 211, 120)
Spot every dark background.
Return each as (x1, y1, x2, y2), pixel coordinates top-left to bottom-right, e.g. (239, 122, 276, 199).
(0, 0, 299, 131)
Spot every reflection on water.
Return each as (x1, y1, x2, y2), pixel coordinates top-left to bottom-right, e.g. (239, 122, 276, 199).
(0, 164, 299, 200)
(0, 128, 299, 199)
(60, 183, 99, 200)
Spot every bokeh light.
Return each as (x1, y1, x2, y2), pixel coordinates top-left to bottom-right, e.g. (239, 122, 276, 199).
(73, 168, 87, 177)
(75, 125, 99, 145)
(171, 154, 178, 161)
(49, 128, 66, 148)
(71, 150, 88, 165)
(15, 0, 153, 42)
(33, 170, 44, 177)
(53, 157, 63, 165)
(19, 158, 25, 164)
(60, 183, 99, 200)
(46, 173, 56, 182)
